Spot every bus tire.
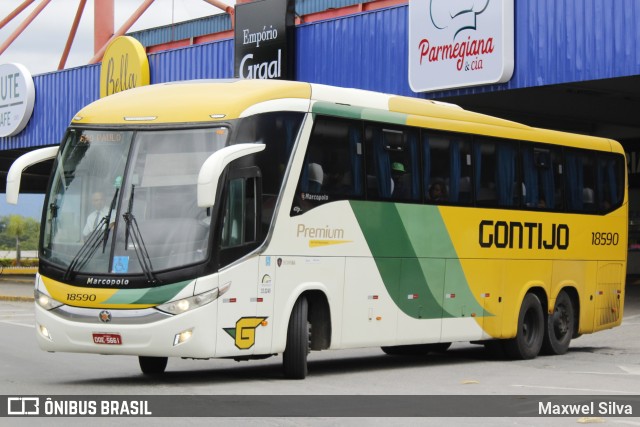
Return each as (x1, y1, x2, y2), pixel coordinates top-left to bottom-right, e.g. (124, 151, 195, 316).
(504, 293, 544, 360)
(542, 291, 574, 355)
(283, 296, 310, 379)
(139, 356, 168, 374)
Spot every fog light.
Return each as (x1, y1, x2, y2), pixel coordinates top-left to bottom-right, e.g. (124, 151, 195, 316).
(173, 329, 193, 346)
(38, 324, 52, 341)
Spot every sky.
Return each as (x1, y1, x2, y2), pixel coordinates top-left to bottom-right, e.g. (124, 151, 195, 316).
(0, 0, 235, 75)
(1, 193, 44, 219)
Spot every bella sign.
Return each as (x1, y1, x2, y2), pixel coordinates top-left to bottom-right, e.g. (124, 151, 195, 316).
(408, 0, 514, 92)
(100, 36, 150, 98)
(0, 63, 35, 137)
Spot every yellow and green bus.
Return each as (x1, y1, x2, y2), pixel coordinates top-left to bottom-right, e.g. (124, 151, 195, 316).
(7, 80, 627, 379)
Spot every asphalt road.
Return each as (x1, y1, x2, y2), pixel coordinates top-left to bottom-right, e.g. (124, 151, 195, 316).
(0, 277, 639, 426)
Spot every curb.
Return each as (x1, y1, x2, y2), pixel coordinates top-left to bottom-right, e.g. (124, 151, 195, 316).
(0, 295, 34, 302)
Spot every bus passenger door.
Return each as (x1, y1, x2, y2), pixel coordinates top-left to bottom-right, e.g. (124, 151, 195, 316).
(214, 167, 263, 357)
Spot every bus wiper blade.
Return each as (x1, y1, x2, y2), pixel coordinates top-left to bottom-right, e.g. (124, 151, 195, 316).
(47, 202, 59, 249)
(123, 185, 157, 284)
(102, 188, 119, 251)
(63, 217, 107, 281)
(62, 189, 119, 281)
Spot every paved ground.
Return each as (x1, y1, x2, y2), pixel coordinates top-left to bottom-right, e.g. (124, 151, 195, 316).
(0, 275, 35, 301)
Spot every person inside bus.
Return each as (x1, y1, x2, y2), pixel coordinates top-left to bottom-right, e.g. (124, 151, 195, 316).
(391, 162, 410, 199)
(82, 190, 110, 238)
(428, 180, 447, 202)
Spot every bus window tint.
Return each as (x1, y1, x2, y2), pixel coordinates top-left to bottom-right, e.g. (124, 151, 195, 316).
(565, 148, 596, 212)
(423, 132, 472, 204)
(597, 154, 625, 212)
(234, 112, 304, 230)
(364, 126, 419, 202)
(522, 145, 563, 210)
(292, 117, 363, 215)
(474, 139, 519, 208)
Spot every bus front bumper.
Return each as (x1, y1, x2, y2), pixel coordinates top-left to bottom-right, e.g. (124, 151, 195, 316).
(34, 301, 218, 358)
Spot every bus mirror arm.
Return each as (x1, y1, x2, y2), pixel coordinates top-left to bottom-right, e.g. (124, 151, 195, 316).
(6, 146, 59, 205)
(197, 143, 265, 207)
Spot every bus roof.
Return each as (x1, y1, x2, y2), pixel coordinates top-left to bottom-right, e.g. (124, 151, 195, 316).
(72, 79, 621, 154)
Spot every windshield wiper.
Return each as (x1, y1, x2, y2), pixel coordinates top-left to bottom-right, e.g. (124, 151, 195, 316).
(123, 185, 157, 284)
(47, 202, 59, 249)
(63, 189, 119, 281)
(63, 216, 107, 281)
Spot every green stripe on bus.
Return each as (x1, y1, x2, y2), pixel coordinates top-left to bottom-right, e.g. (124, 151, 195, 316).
(350, 201, 486, 319)
(361, 108, 407, 125)
(132, 280, 192, 304)
(104, 280, 191, 305)
(103, 288, 150, 304)
(312, 101, 364, 119)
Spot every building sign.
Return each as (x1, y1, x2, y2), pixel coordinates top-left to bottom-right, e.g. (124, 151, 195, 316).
(408, 0, 514, 93)
(100, 36, 150, 98)
(234, 0, 295, 80)
(0, 63, 35, 137)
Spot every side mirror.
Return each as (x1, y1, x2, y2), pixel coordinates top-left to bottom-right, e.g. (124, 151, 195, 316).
(6, 146, 59, 204)
(197, 143, 265, 207)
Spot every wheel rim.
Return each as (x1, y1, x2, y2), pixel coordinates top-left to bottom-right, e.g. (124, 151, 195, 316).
(523, 308, 538, 345)
(552, 303, 570, 339)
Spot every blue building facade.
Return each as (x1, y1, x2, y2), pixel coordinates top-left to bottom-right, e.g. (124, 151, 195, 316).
(1, 0, 639, 160)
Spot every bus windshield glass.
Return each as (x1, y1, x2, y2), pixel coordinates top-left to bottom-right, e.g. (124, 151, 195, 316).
(41, 127, 229, 275)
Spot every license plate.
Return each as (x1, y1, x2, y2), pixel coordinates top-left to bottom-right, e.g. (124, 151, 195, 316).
(92, 333, 122, 345)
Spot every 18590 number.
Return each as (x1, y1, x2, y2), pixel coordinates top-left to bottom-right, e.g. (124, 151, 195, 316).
(66, 293, 97, 302)
(591, 232, 619, 246)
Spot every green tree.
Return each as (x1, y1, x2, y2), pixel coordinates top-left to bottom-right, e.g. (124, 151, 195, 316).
(6, 215, 26, 265)
(21, 217, 40, 251)
(0, 216, 9, 249)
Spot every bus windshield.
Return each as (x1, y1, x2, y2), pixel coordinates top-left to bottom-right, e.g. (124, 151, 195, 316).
(41, 127, 228, 275)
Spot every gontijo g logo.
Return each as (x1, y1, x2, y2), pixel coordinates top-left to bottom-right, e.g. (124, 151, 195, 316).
(224, 317, 268, 350)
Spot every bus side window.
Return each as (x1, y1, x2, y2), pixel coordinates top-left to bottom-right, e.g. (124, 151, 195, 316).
(423, 131, 472, 205)
(597, 154, 624, 213)
(220, 174, 258, 250)
(565, 148, 595, 212)
(291, 116, 363, 215)
(474, 138, 519, 208)
(522, 145, 563, 210)
(365, 126, 419, 202)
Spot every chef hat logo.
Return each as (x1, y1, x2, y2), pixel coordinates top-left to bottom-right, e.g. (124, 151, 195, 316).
(429, 0, 491, 39)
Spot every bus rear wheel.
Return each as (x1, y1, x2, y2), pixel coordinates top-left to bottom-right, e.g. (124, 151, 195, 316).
(504, 293, 544, 360)
(542, 290, 574, 355)
(139, 356, 168, 374)
(283, 296, 310, 379)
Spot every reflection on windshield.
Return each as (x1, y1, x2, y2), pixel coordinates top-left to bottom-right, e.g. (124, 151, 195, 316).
(42, 127, 228, 276)
(43, 130, 132, 273)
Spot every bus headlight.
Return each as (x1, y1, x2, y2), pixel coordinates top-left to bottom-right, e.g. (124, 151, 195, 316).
(156, 288, 221, 315)
(35, 290, 63, 310)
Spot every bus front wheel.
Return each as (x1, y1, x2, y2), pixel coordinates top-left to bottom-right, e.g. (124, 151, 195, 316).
(542, 290, 574, 355)
(504, 293, 544, 360)
(283, 296, 310, 379)
(139, 356, 168, 375)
